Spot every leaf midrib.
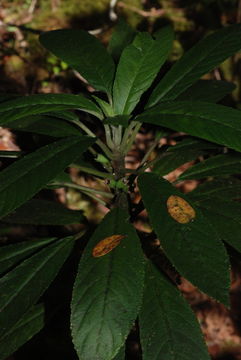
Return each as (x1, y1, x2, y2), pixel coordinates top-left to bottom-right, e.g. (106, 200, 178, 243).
(114, 40, 156, 114)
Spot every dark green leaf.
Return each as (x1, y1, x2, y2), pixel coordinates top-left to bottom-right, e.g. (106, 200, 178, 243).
(113, 27, 174, 115)
(140, 262, 210, 360)
(108, 18, 136, 62)
(136, 101, 241, 153)
(71, 208, 145, 360)
(0, 94, 20, 103)
(40, 30, 115, 96)
(103, 115, 130, 128)
(7, 115, 81, 137)
(92, 96, 114, 117)
(0, 237, 57, 276)
(2, 199, 84, 225)
(192, 197, 241, 254)
(179, 153, 241, 180)
(147, 24, 241, 106)
(0, 303, 45, 360)
(153, 138, 218, 176)
(189, 178, 241, 202)
(153, 150, 203, 176)
(0, 93, 103, 125)
(167, 137, 219, 152)
(46, 110, 79, 122)
(112, 345, 125, 360)
(177, 80, 236, 102)
(189, 178, 241, 253)
(0, 136, 95, 218)
(0, 235, 75, 337)
(138, 173, 230, 305)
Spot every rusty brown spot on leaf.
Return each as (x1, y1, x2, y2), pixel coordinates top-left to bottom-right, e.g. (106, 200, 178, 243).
(92, 234, 126, 257)
(166, 195, 196, 224)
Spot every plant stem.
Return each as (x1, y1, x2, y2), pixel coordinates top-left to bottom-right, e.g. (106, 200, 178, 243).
(51, 182, 114, 198)
(140, 133, 163, 166)
(74, 229, 87, 241)
(111, 125, 123, 147)
(80, 190, 109, 206)
(71, 164, 115, 180)
(137, 152, 165, 173)
(104, 124, 115, 149)
(123, 122, 142, 155)
(120, 121, 138, 153)
(72, 120, 113, 159)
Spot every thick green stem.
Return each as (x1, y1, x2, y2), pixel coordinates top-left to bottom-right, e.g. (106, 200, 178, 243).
(111, 150, 129, 212)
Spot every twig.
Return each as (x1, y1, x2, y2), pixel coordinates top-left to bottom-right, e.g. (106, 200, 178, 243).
(109, 0, 118, 21)
(54, 182, 114, 199)
(117, 2, 165, 18)
(0, 21, 42, 35)
(28, 0, 38, 14)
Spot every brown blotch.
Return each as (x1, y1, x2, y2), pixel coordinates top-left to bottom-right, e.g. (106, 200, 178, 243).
(92, 234, 126, 257)
(166, 195, 196, 224)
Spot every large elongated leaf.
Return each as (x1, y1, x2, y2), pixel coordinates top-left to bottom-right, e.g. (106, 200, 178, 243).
(0, 235, 75, 337)
(0, 136, 95, 219)
(40, 30, 115, 96)
(136, 101, 241, 153)
(0, 237, 57, 276)
(71, 208, 145, 360)
(179, 153, 241, 180)
(0, 303, 45, 360)
(1, 199, 84, 225)
(113, 27, 174, 115)
(200, 200, 241, 253)
(147, 23, 241, 106)
(153, 137, 218, 176)
(0, 93, 103, 125)
(0, 94, 20, 102)
(46, 110, 80, 122)
(108, 18, 136, 62)
(177, 80, 235, 102)
(112, 345, 125, 360)
(189, 179, 241, 254)
(139, 262, 210, 360)
(189, 178, 241, 202)
(8, 115, 82, 137)
(138, 173, 230, 305)
(189, 178, 241, 253)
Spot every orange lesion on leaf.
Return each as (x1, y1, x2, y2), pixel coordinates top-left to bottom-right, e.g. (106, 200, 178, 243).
(166, 195, 196, 224)
(92, 234, 126, 257)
